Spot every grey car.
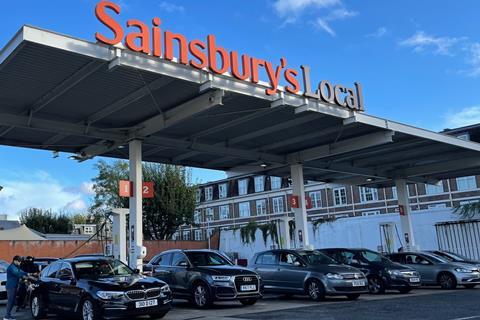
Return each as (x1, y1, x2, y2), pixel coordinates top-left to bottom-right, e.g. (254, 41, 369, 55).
(249, 249, 368, 301)
(387, 252, 480, 289)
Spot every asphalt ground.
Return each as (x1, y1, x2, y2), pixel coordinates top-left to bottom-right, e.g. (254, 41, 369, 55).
(1, 287, 479, 320)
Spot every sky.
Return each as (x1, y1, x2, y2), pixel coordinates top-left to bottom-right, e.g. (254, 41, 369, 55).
(0, 0, 479, 218)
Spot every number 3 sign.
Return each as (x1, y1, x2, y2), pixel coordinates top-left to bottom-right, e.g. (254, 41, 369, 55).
(119, 180, 154, 198)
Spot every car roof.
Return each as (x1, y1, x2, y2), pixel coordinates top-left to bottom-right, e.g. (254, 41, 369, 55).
(55, 256, 117, 264)
(160, 249, 220, 254)
(319, 248, 371, 251)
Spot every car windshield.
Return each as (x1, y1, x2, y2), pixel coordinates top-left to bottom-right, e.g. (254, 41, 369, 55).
(298, 251, 337, 265)
(423, 253, 449, 263)
(185, 252, 232, 266)
(443, 252, 468, 261)
(0, 260, 9, 273)
(353, 250, 391, 263)
(73, 259, 133, 279)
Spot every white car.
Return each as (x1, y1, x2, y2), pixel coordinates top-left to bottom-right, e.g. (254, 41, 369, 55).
(0, 260, 8, 300)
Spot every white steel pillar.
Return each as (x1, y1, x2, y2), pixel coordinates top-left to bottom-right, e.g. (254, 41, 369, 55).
(129, 140, 143, 270)
(111, 208, 128, 264)
(395, 179, 417, 251)
(290, 164, 310, 248)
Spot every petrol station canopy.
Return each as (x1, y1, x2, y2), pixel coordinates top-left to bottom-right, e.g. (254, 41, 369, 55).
(1, 26, 480, 187)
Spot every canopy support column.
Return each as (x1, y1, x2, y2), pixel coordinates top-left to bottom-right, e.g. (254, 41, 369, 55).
(395, 179, 418, 251)
(290, 164, 310, 249)
(129, 139, 144, 270)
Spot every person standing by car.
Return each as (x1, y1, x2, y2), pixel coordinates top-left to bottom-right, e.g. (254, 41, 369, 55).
(3, 256, 31, 320)
(16, 256, 37, 311)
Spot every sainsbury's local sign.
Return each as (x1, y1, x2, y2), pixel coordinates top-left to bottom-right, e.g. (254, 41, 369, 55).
(94, 1, 364, 111)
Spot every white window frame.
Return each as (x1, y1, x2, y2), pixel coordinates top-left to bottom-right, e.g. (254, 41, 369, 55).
(206, 208, 214, 221)
(205, 186, 213, 201)
(220, 205, 230, 220)
(360, 187, 378, 203)
(218, 183, 227, 199)
(84, 226, 94, 234)
(428, 203, 447, 209)
(238, 179, 248, 195)
(182, 231, 191, 241)
(309, 191, 322, 208)
(194, 210, 201, 224)
(457, 176, 477, 191)
(195, 189, 201, 203)
(254, 176, 265, 192)
(270, 177, 282, 190)
(361, 210, 380, 216)
(272, 196, 284, 213)
(333, 187, 347, 206)
(425, 183, 443, 195)
(391, 186, 397, 199)
(194, 229, 202, 241)
(256, 199, 267, 215)
(172, 232, 179, 241)
(239, 202, 251, 218)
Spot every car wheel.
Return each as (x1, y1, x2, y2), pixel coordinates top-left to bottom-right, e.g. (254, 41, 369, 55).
(368, 276, 386, 294)
(239, 298, 258, 306)
(30, 294, 47, 320)
(149, 311, 169, 319)
(192, 282, 213, 308)
(81, 298, 99, 320)
(438, 272, 457, 289)
(346, 293, 361, 300)
(306, 279, 325, 301)
(464, 284, 477, 289)
(398, 288, 412, 294)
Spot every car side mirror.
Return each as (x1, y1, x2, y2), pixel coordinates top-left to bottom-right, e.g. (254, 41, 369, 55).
(178, 261, 189, 267)
(133, 269, 140, 274)
(293, 261, 302, 267)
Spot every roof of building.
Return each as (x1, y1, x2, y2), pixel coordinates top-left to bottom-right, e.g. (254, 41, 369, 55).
(0, 224, 46, 241)
(1, 26, 480, 188)
(0, 220, 21, 230)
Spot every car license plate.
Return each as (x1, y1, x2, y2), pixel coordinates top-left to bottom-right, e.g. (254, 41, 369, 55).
(240, 285, 257, 291)
(135, 299, 158, 308)
(352, 280, 365, 287)
(409, 277, 420, 283)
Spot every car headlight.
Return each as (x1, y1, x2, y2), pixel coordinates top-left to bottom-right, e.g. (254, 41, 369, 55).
(212, 275, 232, 281)
(387, 270, 403, 277)
(96, 291, 125, 300)
(161, 284, 170, 293)
(455, 268, 473, 273)
(326, 273, 343, 280)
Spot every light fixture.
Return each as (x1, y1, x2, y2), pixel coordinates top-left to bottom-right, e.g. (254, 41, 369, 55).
(366, 178, 374, 182)
(260, 163, 268, 168)
(52, 151, 59, 158)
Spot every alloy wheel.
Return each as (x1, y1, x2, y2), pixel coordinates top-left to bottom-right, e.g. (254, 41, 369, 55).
(83, 300, 94, 320)
(368, 277, 381, 293)
(31, 296, 40, 317)
(194, 285, 207, 307)
(439, 273, 455, 289)
(309, 281, 320, 300)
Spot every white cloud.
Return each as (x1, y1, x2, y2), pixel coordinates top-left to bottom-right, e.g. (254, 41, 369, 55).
(466, 43, 480, 76)
(0, 171, 89, 218)
(399, 31, 462, 56)
(273, 0, 340, 16)
(366, 27, 387, 38)
(314, 8, 358, 37)
(315, 18, 336, 36)
(159, 1, 184, 13)
(80, 182, 95, 196)
(444, 106, 480, 128)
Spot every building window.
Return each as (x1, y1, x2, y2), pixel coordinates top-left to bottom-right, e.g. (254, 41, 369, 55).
(428, 203, 447, 209)
(360, 187, 378, 203)
(457, 176, 477, 191)
(256, 199, 267, 215)
(219, 183, 227, 199)
(172, 232, 179, 240)
(84, 226, 94, 234)
(194, 230, 202, 241)
(238, 179, 248, 195)
(361, 210, 380, 216)
(220, 205, 230, 220)
(195, 189, 201, 203)
(426, 183, 443, 195)
(333, 187, 347, 206)
(182, 231, 191, 241)
(206, 208, 213, 221)
(254, 176, 265, 192)
(272, 196, 284, 213)
(391, 187, 397, 199)
(271, 177, 282, 190)
(205, 186, 213, 201)
(194, 210, 202, 224)
(309, 191, 322, 208)
(239, 202, 250, 217)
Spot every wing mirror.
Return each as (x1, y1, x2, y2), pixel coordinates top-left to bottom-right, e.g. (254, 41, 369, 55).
(178, 261, 189, 267)
(133, 269, 141, 274)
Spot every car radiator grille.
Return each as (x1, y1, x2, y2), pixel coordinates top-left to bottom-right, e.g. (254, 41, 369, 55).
(146, 288, 161, 299)
(341, 273, 364, 280)
(234, 275, 259, 293)
(125, 288, 162, 300)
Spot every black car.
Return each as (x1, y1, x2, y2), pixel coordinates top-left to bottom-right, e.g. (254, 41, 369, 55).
(250, 249, 368, 301)
(30, 257, 172, 320)
(146, 249, 262, 308)
(33, 257, 59, 272)
(319, 248, 421, 294)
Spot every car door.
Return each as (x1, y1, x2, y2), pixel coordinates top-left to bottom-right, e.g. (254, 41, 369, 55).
(170, 253, 190, 294)
(151, 253, 173, 283)
(42, 262, 63, 309)
(251, 252, 278, 289)
(404, 254, 436, 283)
(277, 252, 306, 291)
(55, 263, 82, 311)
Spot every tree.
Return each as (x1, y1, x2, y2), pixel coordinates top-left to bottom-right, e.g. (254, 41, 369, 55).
(20, 208, 74, 234)
(71, 213, 88, 225)
(91, 160, 196, 240)
(454, 202, 480, 219)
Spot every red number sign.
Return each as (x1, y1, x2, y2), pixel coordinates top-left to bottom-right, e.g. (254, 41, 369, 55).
(119, 181, 154, 198)
(142, 182, 154, 198)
